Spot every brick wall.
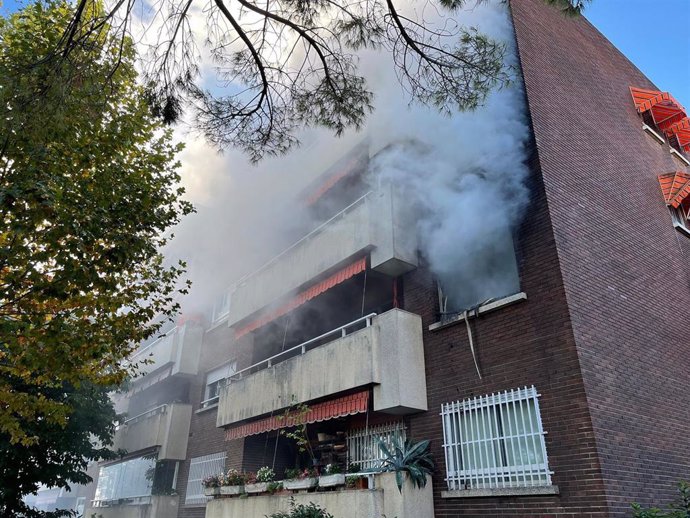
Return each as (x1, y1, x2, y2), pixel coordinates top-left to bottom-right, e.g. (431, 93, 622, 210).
(403, 133, 610, 516)
(511, 0, 690, 515)
(176, 323, 251, 518)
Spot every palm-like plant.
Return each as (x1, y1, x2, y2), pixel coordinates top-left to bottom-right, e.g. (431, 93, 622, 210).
(378, 437, 434, 492)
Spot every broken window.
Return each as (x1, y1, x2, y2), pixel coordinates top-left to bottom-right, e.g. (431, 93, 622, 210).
(437, 231, 520, 315)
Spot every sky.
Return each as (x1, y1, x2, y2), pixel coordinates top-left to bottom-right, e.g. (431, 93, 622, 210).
(584, 0, 690, 107)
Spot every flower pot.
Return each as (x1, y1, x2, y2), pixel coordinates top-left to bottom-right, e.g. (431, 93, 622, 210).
(203, 487, 220, 496)
(220, 485, 244, 495)
(346, 476, 368, 490)
(318, 474, 345, 488)
(283, 478, 318, 491)
(245, 482, 270, 494)
(355, 477, 368, 490)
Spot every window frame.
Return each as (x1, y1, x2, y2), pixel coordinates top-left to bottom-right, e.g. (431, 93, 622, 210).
(201, 361, 236, 408)
(441, 386, 552, 492)
(184, 452, 227, 506)
(671, 199, 690, 237)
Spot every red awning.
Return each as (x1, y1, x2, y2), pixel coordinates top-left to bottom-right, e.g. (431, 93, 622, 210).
(225, 391, 369, 441)
(630, 87, 687, 131)
(234, 256, 367, 339)
(306, 163, 354, 205)
(666, 118, 690, 153)
(658, 171, 690, 209)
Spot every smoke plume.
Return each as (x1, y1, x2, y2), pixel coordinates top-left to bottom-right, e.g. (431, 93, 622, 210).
(169, 0, 530, 318)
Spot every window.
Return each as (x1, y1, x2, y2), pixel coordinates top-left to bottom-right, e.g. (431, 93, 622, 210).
(211, 290, 231, 323)
(93, 455, 156, 504)
(347, 422, 406, 471)
(184, 452, 227, 505)
(441, 386, 552, 491)
(671, 200, 690, 236)
(201, 362, 236, 408)
(437, 231, 520, 315)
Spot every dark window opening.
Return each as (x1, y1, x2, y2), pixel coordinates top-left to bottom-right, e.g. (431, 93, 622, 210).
(437, 232, 520, 317)
(248, 268, 397, 368)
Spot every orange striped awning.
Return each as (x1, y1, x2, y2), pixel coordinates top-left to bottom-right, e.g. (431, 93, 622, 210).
(658, 171, 690, 209)
(630, 87, 687, 132)
(666, 118, 690, 153)
(234, 256, 367, 339)
(306, 162, 354, 205)
(225, 391, 369, 441)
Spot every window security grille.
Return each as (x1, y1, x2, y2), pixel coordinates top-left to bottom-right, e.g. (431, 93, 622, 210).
(184, 452, 227, 505)
(347, 422, 406, 471)
(93, 456, 156, 504)
(441, 386, 552, 491)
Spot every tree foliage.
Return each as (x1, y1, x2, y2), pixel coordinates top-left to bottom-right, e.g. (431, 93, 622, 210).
(0, 0, 193, 446)
(51, 0, 591, 162)
(632, 481, 690, 518)
(0, 380, 120, 518)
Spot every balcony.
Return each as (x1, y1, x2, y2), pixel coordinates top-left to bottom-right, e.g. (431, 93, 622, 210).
(216, 309, 427, 428)
(227, 184, 418, 328)
(129, 321, 203, 378)
(86, 495, 179, 518)
(113, 403, 192, 460)
(205, 473, 432, 518)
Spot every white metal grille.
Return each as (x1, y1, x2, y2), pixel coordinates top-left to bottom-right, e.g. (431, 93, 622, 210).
(441, 386, 552, 491)
(184, 452, 227, 505)
(347, 422, 406, 471)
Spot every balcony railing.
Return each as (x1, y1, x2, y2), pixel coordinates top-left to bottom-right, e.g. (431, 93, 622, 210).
(217, 309, 428, 428)
(226, 184, 418, 328)
(229, 313, 377, 382)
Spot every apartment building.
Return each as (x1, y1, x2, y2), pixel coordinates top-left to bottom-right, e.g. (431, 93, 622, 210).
(85, 0, 690, 517)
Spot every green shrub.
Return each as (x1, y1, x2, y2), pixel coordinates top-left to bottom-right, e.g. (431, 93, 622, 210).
(631, 481, 690, 518)
(269, 497, 334, 518)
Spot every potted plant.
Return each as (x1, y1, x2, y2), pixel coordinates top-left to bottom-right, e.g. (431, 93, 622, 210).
(378, 437, 434, 492)
(318, 463, 345, 488)
(344, 463, 368, 489)
(283, 468, 318, 491)
(202, 474, 221, 496)
(219, 469, 246, 496)
(345, 474, 369, 490)
(245, 466, 276, 494)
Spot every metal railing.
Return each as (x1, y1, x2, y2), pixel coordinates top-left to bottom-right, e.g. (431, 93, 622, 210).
(199, 395, 220, 408)
(347, 422, 407, 471)
(234, 191, 373, 289)
(225, 313, 377, 383)
(91, 495, 152, 508)
(129, 327, 177, 361)
(122, 403, 168, 427)
(441, 386, 552, 491)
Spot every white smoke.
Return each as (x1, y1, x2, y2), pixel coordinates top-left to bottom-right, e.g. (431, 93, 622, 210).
(168, 0, 530, 317)
(354, 0, 530, 312)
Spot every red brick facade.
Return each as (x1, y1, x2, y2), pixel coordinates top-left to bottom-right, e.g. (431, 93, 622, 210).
(510, 0, 690, 515)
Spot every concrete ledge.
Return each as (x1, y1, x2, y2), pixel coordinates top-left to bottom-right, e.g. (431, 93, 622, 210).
(195, 403, 218, 415)
(429, 292, 528, 331)
(671, 147, 690, 166)
(205, 473, 432, 518)
(441, 485, 559, 498)
(674, 223, 690, 238)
